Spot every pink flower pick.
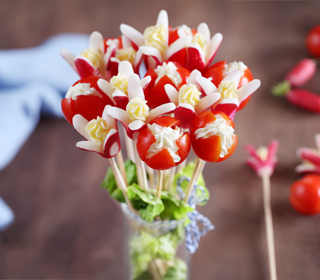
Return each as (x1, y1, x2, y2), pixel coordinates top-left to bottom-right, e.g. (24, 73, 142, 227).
(245, 139, 279, 177)
(296, 134, 320, 174)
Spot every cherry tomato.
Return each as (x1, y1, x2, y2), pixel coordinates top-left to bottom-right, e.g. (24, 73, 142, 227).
(289, 174, 320, 215)
(204, 60, 253, 89)
(61, 76, 113, 124)
(189, 111, 238, 162)
(144, 63, 190, 109)
(306, 25, 320, 57)
(136, 116, 191, 170)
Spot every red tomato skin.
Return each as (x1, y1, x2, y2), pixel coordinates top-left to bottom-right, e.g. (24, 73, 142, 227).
(137, 116, 190, 170)
(203, 61, 226, 87)
(189, 111, 236, 162)
(62, 76, 113, 124)
(136, 128, 156, 160)
(289, 174, 320, 215)
(306, 25, 320, 57)
(216, 135, 238, 162)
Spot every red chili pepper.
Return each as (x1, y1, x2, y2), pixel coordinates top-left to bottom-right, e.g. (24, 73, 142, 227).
(285, 58, 316, 87)
(286, 88, 320, 113)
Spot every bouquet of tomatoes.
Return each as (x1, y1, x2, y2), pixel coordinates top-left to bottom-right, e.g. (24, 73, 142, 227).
(60, 10, 261, 280)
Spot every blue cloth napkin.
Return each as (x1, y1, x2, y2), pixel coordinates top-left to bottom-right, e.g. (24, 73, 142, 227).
(0, 33, 89, 171)
(0, 197, 14, 234)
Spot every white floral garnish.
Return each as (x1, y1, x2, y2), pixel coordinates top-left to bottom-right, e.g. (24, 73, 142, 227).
(80, 46, 103, 68)
(126, 97, 149, 121)
(85, 117, 110, 146)
(217, 81, 238, 100)
(195, 115, 234, 157)
(223, 61, 247, 77)
(66, 83, 97, 100)
(178, 84, 201, 107)
(155, 62, 182, 87)
(147, 123, 183, 162)
(144, 23, 167, 54)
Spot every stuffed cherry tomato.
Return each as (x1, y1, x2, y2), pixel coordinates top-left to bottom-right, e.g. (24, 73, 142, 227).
(289, 174, 320, 215)
(136, 116, 191, 170)
(189, 111, 238, 162)
(61, 76, 113, 124)
(144, 61, 190, 109)
(204, 61, 253, 111)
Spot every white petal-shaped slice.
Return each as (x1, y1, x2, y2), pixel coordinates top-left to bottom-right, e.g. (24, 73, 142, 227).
(195, 92, 221, 115)
(148, 102, 176, 122)
(107, 106, 130, 127)
(141, 75, 151, 89)
(128, 74, 145, 100)
(166, 35, 191, 60)
(112, 89, 127, 98)
(205, 33, 223, 64)
(97, 79, 115, 102)
(110, 57, 121, 64)
(238, 79, 261, 103)
(218, 97, 239, 106)
(89, 31, 104, 53)
(104, 128, 118, 146)
(156, 10, 168, 43)
(187, 69, 202, 90)
(197, 23, 210, 44)
(295, 164, 317, 174)
(77, 140, 103, 154)
(139, 46, 162, 64)
(128, 120, 146, 131)
(72, 114, 89, 140)
(316, 134, 320, 151)
(104, 44, 117, 67)
(109, 141, 120, 158)
(60, 48, 77, 73)
(121, 34, 131, 49)
(134, 49, 143, 69)
(119, 61, 134, 77)
(195, 76, 217, 96)
(120, 24, 144, 47)
(164, 84, 179, 105)
(222, 69, 241, 86)
(102, 105, 116, 128)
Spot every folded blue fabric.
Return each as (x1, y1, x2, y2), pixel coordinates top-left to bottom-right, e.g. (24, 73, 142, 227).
(0, 197, 14, 233)
(0, 33, 89, 170)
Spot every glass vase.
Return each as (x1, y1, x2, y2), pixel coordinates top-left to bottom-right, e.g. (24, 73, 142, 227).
(122, 204, 190, 280)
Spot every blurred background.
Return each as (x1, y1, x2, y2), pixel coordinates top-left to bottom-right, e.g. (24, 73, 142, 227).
(1, 0, 320, 279)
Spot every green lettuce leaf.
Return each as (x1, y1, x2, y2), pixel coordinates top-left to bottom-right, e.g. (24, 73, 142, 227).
(127, 184, 164, 222)
(101, 159, 138, 203)
(160, 192, 193, 221)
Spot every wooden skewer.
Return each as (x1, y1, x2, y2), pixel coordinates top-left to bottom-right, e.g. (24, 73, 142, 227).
(156, 170, 164, 199)
(116, 151, 128, 186)
(108, 158, 134, 213)
(184, 158, 204, 203)
(166, 167, 176, 192)
(123, 126, 136, 163)
(146, 165, 156, 189)
(261, 171, 277, 280)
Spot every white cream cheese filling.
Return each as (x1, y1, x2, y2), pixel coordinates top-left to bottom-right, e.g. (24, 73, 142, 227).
(223, 61, 247, 77)
(66, 83, 98, 100)
(146, 123, 183, 162)
(194, 115, 234, 158)
(154, 62, 182, 87)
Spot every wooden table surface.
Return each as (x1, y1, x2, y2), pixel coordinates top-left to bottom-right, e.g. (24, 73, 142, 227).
(1, 1, 320, 279)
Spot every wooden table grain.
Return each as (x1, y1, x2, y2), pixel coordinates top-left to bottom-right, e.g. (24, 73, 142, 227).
(1, 1, 320, 279)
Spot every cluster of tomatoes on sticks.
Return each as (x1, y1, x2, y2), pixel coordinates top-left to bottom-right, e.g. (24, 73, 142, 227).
(59, 10, 261, 207)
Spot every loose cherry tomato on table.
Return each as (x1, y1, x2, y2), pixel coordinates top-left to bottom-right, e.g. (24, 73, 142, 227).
(289, 174, 320, 215)
(136, 116, 191, 170)
(306, 25, 320, 57)
(61, 76, 114, 124)
(189, 111, 238, 162)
